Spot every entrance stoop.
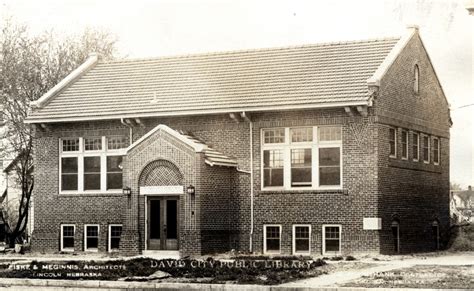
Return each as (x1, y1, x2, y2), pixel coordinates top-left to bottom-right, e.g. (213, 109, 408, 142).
(142, 250, 180, 259)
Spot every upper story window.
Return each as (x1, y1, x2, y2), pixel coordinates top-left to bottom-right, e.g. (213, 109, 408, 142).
(412, 132, 419, 161)
(401, 129, 408, 160)
(414, 64, 420, 94)
(262, 126, 342, 190)
(422, 135, 430, 164)
(60, 136, 127, 194)
(389, 127, 397, 158)
(433, 137, 440, 165)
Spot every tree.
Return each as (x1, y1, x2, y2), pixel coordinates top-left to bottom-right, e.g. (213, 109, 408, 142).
(0, 18, 118, 247)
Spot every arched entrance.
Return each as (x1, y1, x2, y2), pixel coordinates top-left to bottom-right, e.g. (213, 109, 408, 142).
(139, 160, 183, 251)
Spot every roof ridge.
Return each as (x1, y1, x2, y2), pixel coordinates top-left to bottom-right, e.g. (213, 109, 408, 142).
(103, 36, 401, 64)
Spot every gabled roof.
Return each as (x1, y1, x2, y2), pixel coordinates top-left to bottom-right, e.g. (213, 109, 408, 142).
(26, 33, 409, 124)
(127, 124, 238, 168)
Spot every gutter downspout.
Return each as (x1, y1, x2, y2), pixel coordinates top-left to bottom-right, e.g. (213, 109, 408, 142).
(241, 112, 254, 253)
(121, 118, 133, 145)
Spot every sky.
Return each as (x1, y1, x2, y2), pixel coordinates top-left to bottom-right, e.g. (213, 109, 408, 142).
(1, 0, 473, 188)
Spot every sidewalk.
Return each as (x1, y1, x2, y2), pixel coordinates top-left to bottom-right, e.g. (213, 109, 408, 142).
(280, 252, 474, 288)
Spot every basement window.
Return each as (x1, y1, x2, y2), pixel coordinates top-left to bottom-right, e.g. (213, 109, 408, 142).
(60, 224, 75, 252)
(322, 225, 341, 255)
(263, 225, 281, 254)
(108, 224, 122, 252)
(84, 225, 99, 252)
(293, 225, 311, 255)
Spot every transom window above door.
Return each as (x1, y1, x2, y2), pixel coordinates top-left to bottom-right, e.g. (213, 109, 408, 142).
(60, 136, 127, 194)
(261, 126, 342, 190)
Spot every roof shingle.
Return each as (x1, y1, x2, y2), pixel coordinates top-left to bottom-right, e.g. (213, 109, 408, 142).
(27, 37, 400, 123)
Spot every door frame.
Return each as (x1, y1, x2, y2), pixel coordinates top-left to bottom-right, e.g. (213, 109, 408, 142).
(144, 194, 180, 251)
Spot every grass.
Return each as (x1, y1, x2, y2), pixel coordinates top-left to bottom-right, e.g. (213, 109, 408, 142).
(448, 223, 474, 251)
(342, 265, 474, 289)
(0, 257, 327, 285)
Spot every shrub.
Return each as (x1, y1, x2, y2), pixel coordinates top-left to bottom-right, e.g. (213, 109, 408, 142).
(345, 255, 356, 261)
(448, 223, 474, 251)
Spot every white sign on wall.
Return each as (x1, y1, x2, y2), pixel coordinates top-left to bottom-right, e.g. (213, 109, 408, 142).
(363, 218, 382, 230)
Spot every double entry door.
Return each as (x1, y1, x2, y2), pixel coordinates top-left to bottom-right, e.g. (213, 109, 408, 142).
(147, 197, 179, 250)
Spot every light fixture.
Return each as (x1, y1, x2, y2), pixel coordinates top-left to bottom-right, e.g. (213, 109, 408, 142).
(186, 185, 195, 196)
(122, 186, 131, 196)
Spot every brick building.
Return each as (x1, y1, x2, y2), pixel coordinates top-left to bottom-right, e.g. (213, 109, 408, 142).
(26, 27, 450, 257)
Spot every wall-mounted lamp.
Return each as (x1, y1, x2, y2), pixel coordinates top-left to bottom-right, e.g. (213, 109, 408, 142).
(122, 186, 132, 196)
(186, 185, 195, 196)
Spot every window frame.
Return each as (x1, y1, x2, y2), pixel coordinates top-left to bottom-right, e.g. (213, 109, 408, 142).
(292, 224, 311, 255)
(84, 224, 100, 252)
(108, 224, 122, 252)
(433, 137, 440, 165)
(261, 126, 343, 191)
(322, 224, 342, 255)
(412, 132, 419, 162)
(59, 137, 126, 194)
(389, 127, 397, 158)
(401, 129, 408, 160)
(422, 134, 430, 164)
(60, 224, 75, 252)
(263, 224, 282, 255)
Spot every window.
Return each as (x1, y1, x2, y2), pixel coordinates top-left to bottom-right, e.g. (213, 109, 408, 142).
(60, 136, 126, 193)
(422, 135, 430, 163)
(291, 149, 312, 187)
(412, 132, 419, 161)
(293, 225, 311, 255)
(61, 224, 75, 252)
(433, 137, 440, 165)
(432, 221, 440, 251)
(108, 224, 122, 252)
(261, 126, 342, 190)
(401, 130, 408, 160)
(414, 64, 420, 94)
(389, 128, 397, 158)
(322, 225, 341, 255)
(263, 225, 281, 254)
(84, 225, 99, 251)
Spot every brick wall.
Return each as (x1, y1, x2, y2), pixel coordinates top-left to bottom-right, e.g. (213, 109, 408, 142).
(251, 109, 381, 255)
(375, 32, 451, 254)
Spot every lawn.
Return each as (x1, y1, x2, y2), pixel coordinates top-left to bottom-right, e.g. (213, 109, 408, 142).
(0, 256, 328, 285)
(342, 265, 474, 289)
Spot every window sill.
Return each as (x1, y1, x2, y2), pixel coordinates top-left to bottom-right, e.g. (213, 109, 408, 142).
(259, 188, 347, 195)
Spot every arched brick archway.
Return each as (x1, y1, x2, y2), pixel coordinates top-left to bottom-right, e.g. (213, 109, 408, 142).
(139, 160, 184, 187)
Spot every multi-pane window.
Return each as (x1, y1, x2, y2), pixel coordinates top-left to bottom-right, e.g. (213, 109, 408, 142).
(62, 138, 79, 152)
(107, 136, 128, 150)
(60, 136, 126, 193)
(262, 126, 342, 189)
(423, 135, 430, 163)
(61, 225, 75, 251)
(323, 225, 341, 255)
(389, 128, 397, 158)
(264, 128, 285, 144)
(85, 225, 99, 251)
(291, 127, 312, 143)
(264, 225, 281, 254)
(401, 130, 408, 159)
(433, 138, 440, 165)
(263, 150, 284, 187)
(293, 225, 311, 255)
(412, 132, 419, 161)
(109, 225, 122, 251)
(84, 137, 102, 151)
